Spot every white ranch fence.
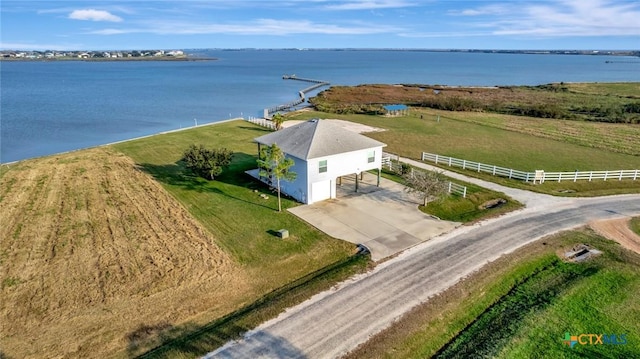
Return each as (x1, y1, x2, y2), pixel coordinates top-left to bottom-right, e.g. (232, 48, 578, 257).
(382, 156, 467, 197)
(421, 152, 639, 184)
(246, 117, 276, 130)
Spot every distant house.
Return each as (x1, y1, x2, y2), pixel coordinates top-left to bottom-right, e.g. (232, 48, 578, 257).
(250, 119, 386, 204)
(383, 104, 408, 117)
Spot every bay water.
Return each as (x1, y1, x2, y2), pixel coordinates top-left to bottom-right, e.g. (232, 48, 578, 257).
(2, 49, 639, 163)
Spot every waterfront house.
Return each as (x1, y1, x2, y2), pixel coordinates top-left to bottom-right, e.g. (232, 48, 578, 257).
(250, 119, 386, 204)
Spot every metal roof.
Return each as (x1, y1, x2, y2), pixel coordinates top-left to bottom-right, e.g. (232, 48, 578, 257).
(383, 104, 408, 111)
(254, 119, 386, 160)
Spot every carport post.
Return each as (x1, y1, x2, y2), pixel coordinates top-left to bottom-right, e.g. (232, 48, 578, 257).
(355, 173, 359, 192)
(377, 168, 381, 187)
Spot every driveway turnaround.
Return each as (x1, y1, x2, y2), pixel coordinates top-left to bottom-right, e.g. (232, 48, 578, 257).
(288, 172, 460, 261)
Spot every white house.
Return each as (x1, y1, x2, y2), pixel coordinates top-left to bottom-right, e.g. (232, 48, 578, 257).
(252, 119, 386, 204)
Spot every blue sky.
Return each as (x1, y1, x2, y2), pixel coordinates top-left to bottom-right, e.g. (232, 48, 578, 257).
(2, 0, 639, 51)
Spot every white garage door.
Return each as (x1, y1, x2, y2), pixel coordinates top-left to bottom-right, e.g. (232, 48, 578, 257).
(311, 180, 331, 203)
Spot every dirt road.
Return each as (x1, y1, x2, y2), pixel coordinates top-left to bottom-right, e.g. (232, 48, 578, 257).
(206, 192, 640, 358)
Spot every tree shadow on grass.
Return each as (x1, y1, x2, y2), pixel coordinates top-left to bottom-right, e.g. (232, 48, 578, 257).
(137, 152, 277, 210)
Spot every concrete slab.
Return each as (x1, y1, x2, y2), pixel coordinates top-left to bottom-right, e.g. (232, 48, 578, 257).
(289, 172, 460, 261)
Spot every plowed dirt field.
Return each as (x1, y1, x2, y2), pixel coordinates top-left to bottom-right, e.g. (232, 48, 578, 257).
(0, 148, 248, 358)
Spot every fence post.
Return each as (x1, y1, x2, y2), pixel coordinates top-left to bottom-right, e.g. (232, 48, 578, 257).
(604, 171, 608, 181)
(574, 171, 578, 182)
(435, 154, 439, 164)
(509, 169, 513, 179)
(477, 162, 481, 172)
(463, 187, 467, 198)
(526, 172, 530, 182)
(463, 160, 466, 170)
(421, 152, 425, 161)
(619, 171, 623, 181)
(448, 157, 452, 166)
(493, 166, 497, 175)
(558, 173, 562, 182)
(448, 182, 452, 193)
(589, 171, 593, 181)
(635, 170, 638, 181)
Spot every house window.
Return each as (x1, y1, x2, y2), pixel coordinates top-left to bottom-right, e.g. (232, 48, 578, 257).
(319, 160, 327, 173)
(367, 150, 375, 163)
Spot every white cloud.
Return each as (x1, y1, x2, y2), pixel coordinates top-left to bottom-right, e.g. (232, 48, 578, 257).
(324, 0, 417, 10)
(450, 0, 640, 37)
(90, 18, 401, 36)
(0, 42, 83, 51)
(69, 9, 123, 22)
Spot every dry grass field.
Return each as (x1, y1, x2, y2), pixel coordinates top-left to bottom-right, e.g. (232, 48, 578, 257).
(0, 148, 250, 358)
(311, 82, 640, 125)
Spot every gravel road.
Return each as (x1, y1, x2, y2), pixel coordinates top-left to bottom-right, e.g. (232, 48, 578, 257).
(205, 172, 640, 359)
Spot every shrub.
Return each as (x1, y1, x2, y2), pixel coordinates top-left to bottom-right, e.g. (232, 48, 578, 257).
(182, 144, 233, 180)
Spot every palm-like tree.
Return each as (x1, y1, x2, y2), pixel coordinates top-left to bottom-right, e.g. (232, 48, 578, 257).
(258, 143, 297, 211)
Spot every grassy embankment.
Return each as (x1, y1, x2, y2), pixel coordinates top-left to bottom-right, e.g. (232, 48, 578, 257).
(345, 227, 640, 359)
(286, 109, 640, 196)
(0, 121, 368, 359)
(631, 217, 640, 236)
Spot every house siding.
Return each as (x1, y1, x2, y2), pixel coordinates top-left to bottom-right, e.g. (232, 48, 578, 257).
(278, 154, 309, 204)
(305, 146, 384, 204)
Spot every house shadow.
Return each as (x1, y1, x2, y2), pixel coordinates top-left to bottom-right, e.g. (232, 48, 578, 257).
(127, 253, 365, 358)
(237, 125, 273, 133)
(203, 330, 307, 358)
(128, 321, 306, 359)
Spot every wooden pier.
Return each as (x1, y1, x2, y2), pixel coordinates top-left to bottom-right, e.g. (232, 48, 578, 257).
(264, 75, 330, 118)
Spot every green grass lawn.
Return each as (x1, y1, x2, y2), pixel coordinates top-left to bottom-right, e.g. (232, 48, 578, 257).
(112, 121, 368, 357)
(113, 121, 353, 269)
(346, 229, 640, 359)
(287, 111, 640, 196)
(287, 110, 640, 170)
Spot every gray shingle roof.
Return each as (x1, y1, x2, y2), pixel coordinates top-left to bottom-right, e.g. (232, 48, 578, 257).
(254, 119, 386, 160)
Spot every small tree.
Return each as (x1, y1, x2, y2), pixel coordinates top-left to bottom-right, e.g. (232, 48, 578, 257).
(403, 169, 448, 206)
(272, 113, 284, 130)
(182, 144, 233, 180)
(258, 143, 297, 212)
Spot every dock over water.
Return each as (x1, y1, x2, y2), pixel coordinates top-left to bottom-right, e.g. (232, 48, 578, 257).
(264, 75, 330, 118)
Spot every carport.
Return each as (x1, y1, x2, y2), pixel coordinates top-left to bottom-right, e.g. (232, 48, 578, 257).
(289, 172, 460, 261)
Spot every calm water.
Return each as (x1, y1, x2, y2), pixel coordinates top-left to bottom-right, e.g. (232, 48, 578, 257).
(2, 49, 639, 163)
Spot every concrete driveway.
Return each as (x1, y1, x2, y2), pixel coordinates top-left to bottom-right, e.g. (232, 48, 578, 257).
(288, 172, 460, 261)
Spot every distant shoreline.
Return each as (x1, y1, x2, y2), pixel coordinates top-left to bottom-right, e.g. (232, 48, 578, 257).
(0, 56, 218, 62)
